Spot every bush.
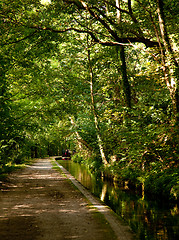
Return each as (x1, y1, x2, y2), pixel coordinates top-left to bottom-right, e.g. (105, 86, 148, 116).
(71, 153, 84, 163)
(145, 169, 179, 201)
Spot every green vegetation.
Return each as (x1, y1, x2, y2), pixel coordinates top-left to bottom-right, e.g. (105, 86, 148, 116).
(0, 0, 178, 201)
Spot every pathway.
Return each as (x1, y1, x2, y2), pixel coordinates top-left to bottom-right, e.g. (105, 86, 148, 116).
(0, 158, 134, 240)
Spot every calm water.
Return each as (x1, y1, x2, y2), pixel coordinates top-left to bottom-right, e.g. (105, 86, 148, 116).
(58, 160, 179, 240)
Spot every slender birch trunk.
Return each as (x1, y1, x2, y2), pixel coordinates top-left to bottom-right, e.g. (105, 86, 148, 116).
(87, 43, 108, 166)
(157, 0, 179, 121)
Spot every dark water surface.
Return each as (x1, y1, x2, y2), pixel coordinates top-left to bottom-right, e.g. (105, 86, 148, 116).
(58, 160, 179, 240)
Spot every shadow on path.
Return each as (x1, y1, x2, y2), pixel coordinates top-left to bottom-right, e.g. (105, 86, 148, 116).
(0, 158, 134, 240)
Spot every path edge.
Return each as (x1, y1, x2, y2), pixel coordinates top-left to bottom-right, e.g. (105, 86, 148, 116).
(52, 158, 135, 240)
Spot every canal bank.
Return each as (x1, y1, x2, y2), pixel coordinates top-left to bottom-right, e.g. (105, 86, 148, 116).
(0, 158, 134, 240)
(57, 159, 179, 240)
(53, 158, 134, 240)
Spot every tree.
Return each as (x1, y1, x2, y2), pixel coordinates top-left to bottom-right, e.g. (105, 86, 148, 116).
(0, 0, 178, 200)
(87, 40, 108, 165)
(157, 0, 179, 120)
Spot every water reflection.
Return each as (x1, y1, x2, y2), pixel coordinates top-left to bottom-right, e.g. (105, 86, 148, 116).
(58, 160, 179, 240)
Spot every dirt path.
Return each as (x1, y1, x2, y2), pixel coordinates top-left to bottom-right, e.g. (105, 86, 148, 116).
(0, 158, 134, 240)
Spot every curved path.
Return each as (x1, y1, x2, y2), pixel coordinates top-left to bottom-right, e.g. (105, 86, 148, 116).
(0, 158, 134, 240)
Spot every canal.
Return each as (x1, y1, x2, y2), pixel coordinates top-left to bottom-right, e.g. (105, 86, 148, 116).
(58, 160, 179, 240)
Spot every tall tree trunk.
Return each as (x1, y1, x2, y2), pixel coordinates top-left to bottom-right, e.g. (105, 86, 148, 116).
(119, 46, 131, 108)
(87, 45, 108, 166)
(116, 0, 131, 109)
(157, 0, 179, 122)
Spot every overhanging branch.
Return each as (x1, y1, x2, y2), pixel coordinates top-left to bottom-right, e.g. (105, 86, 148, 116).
(29, 25, 159, 47)
(1, 30, 38, 46)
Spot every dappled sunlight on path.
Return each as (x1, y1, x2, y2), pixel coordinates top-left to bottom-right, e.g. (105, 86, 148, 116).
(27, 159, 52, 170)
(0, 158, 121, 240)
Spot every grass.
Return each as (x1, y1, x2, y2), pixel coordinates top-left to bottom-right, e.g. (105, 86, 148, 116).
(0, 158, 35, 181)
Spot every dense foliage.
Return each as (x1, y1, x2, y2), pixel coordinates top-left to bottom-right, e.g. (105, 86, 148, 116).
(0, 0, 178, 200)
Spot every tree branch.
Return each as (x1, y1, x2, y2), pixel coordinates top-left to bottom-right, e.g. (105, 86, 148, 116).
(29, 25, 159, 47)
(63, 0, 159, 47)
(1, 30, 38, 46)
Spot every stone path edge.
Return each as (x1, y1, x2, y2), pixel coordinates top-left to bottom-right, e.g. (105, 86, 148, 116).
(52, 158, 135, 240)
